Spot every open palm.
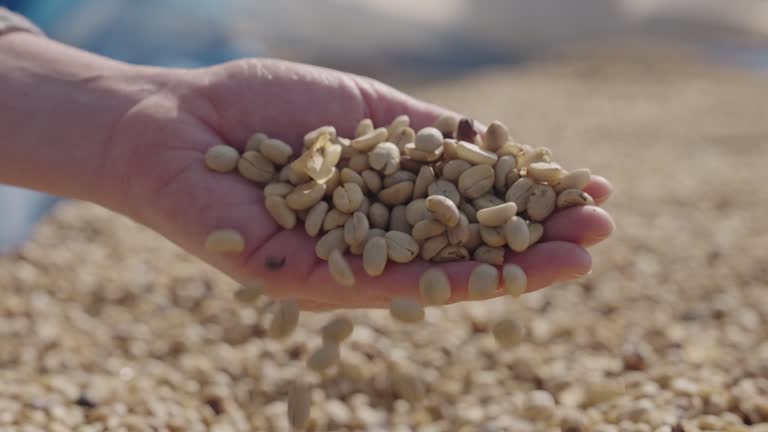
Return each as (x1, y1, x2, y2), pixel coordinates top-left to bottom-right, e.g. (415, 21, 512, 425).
(108, 58, 614, 311)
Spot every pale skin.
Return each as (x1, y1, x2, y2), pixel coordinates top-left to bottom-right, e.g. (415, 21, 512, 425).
(0, 32, 615, 311)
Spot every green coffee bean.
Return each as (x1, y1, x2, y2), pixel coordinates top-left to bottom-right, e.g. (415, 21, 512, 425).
(412, 220, 446, 241)
(390, 127, 416, 152)
(355, 118, 374, 138)
(234, 281, 264, 302)
(404, 142, 443, 162)
(528, 222, 544, 247)
(476, 202, 517, 227)
(385, 231, 419, 263)
(419, 268, 451, 305)
(458, 164, 495, 199)
(328, 249, 355, 287)
(447, 214, 470, 246)
(468, 263, 499, 300)
(348, 152, 370, 172)
(205, 229, 246, 253)
(246, 132, 267, 152)
(433, 114, 459, 138)
(389, 298, 424, 323)
(527, 161, 565, 184)
(421, 234, 449, 261)
(472, 193, 505, 211)
(287, 382, 311, 429)
(205, 144, 240, 172)
(503, 264, 527, 297)
(504, 216, 530, 252)
(479, 225, 506, 247)
(266, 196, 297, 230)
(505, 177, 535, 212)
(441, 160, 472, 182)
(363, 236, 388, 276)
(383, 170, 416, 188)
(264, 182, 294, 197)
(458, 201, 478, 223)
(389, 205, 411, 233)
(414, 127, 443, 153)
(378, 182, 414, 206)
(369, 142, 401, 175)
(260, 138, 293, 166)
(307, 343, 340, 372)
(427, 179, 461, 205)
(464, 223, 483, 251)
(413, 166, 435, 199)
(556, 188, 596, 208)
(351, 127, 387, 151)
(473, 246, 505, 266)
(322, 208, 350, 231)
(368, 202, 390, 230)
(431, 245, 469, 262)
(494, 155, 517, 193)
(333, 182, 364, 213)
(238, 151, 275, 183)
(304, 125, 337, 148)
(305, 201, 329, 237)
(340, 167, 366, 191)
(322, 317, 354, 343)
(361, 169, 382, 194)
(392, 372, 425, 403)
(516, 146, 552, 169)
(493, 318, 525, 347)
(285, 181, 326, 211)
(496, 141, 525, 157)
(286, 163, 313, 186)
(268, 300, 299, 339)
(358, 196, 371, 216)
(315, 228, 347, 260)
(425, 195, 459, 227)
(324, 142, 343, 167)
(344, 211, 370, 247)
(324, 168, 340, 197)
(387, 114, 411, 139)
(483, 120, 509, 153)
(455, 140, 498, 165)
(527, 183, 557, 221)
(554, 168, 591, 192)
(405, 199, 429, 225)
(442, 138, 459, 159)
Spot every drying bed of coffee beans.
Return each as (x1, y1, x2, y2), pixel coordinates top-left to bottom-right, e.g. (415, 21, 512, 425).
(1, 47, 767, 431)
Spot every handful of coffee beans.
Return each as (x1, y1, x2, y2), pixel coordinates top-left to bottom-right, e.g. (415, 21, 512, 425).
(204, 115, 599, 428)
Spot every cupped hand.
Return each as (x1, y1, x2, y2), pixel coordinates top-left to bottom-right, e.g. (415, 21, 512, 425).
(106, 58, 615, 311)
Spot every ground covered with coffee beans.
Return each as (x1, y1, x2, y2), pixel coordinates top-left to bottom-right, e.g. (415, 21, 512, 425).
(1, 45, 767, 431)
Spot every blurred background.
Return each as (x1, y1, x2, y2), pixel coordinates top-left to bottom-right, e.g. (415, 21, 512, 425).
(1, 1, 767, 431)
(4, 0, 768, 252)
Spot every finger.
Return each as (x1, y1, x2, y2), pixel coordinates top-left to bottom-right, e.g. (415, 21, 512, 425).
(298, 241, 591, 309)
(584, 175, 613, 205)
(296, 299, 340, 312)
(448, 241, 592, 302)
(542, 205, 615, 247)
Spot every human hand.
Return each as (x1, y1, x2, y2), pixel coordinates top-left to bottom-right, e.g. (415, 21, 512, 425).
(106, 58, 615, 311)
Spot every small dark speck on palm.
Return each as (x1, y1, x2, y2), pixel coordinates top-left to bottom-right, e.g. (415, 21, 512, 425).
(265, 255, 286, 270)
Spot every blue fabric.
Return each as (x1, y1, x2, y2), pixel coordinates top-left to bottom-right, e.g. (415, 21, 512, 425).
(0, 0, 25, 12)
(0, 0, 255, 253)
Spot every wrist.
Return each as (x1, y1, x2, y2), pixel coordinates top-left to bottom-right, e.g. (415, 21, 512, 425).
(0, 32, 189, 210)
